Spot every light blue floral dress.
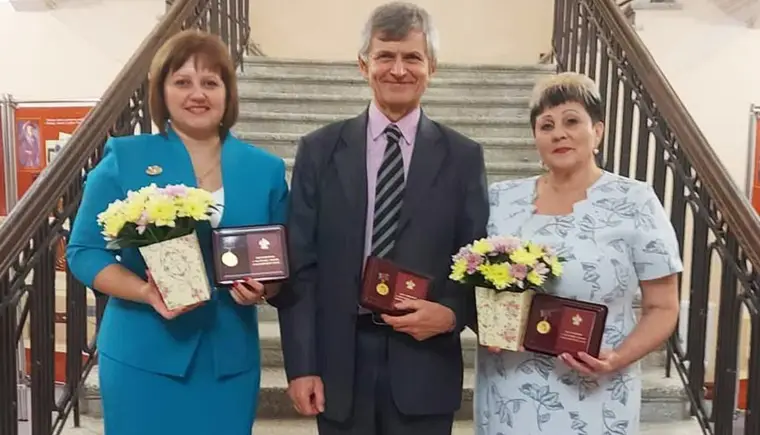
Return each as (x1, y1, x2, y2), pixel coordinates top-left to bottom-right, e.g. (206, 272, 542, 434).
(474, 171, 683, 435)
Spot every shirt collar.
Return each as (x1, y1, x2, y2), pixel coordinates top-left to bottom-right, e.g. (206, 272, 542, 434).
(368, 101, 421, 145)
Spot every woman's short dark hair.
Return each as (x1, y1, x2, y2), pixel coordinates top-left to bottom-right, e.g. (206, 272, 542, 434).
(148, 29, 239, 137)
(529, 72, 605, 131)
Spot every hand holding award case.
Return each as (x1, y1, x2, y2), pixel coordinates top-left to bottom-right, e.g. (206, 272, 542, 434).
(360, 256, 431, 316)
(522, 293, 608, 358)
(211, 225, 289, 285)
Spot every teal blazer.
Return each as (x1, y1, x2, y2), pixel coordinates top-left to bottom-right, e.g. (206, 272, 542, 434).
(66, 128, 289, 378)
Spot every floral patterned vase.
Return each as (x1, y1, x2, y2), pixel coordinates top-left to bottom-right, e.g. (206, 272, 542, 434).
(475, 286, 535, 351)
(138, 231, 211, 310)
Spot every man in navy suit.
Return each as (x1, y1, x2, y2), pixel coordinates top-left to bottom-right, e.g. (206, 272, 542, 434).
(277, 2, 489, 434)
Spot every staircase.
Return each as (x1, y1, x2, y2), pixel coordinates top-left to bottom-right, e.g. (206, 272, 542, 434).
(233, 57, 552, 184)
(60, 57, 697, 434)
(70, 306, 694, 433)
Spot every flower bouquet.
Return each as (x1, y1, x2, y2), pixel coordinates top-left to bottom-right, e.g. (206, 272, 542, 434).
(449, 236, 565, 351)
(97, 183, 217, 310)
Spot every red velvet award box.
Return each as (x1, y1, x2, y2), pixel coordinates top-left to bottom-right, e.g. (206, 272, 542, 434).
(211, 224, 289, 285)
(360, 256, 431, 315)
(522, 293, 608, 358)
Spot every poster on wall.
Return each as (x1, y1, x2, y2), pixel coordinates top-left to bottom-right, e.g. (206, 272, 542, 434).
(14, 105, 93, 200)
(0, 120, 6, 217)
(749, 105, 760, 214)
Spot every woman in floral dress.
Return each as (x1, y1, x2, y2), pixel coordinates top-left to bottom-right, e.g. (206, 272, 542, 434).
(474, 72, 683, 435)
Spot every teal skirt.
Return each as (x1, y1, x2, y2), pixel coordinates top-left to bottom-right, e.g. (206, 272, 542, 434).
(98, 332, 260, 435)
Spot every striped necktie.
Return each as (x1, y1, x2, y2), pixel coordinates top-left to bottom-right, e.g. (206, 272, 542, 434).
(371, 124, 405, 258)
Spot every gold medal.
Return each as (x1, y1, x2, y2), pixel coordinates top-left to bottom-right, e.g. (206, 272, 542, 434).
(536, 320, 551, 335)
(376, 283, 389, 295)
(221, 251, 239, 267)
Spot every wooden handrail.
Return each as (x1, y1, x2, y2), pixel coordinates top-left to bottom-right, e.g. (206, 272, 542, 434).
(0, 0, 205, 277)
(595, 0, 760, 266)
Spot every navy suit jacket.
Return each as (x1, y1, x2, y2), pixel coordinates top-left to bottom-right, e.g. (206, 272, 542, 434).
(278, 110, 489, 421)
(67, 128, 289, 378)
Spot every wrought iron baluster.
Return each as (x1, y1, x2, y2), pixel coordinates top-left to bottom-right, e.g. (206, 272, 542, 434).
(712, 235, 741, 434)
(0, 272, 17, 435)
(745, 292, 760, 435)
(29, 226, 55, 435)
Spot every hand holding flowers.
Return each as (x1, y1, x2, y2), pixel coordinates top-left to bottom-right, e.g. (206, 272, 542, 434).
(97, 183, 217, 312)
(449, 235, 565, 351)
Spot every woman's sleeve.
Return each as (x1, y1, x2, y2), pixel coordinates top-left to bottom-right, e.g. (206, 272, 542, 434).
(631, 185, 684, 281)
(269, 158, 289, 225)
(66, 138, 124, 289)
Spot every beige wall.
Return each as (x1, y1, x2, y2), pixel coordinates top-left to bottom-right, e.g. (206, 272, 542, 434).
(249, 0, 555, 65)
(0, 0, 163, 100)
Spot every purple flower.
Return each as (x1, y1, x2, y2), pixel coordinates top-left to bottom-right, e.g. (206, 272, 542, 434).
(453, 244, 475, 262)
(534, 262, 549, 275)
(465, 252, 484, 273)
(163, 184, 188, 197)
(510, 263, 528, 280)
(539, 243, 555, 256)
(491, 235, 521, 253)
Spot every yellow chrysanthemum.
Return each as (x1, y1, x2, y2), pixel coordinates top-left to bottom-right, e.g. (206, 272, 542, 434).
(479, 263, 513, 290)
(510, 247, 540, 266)
(549, 257, 563, 276)
(121, 199, 145, 223)
(527, 270, 545, 286)
(449, 259, 467, 281)
(101, 214, 127, 239)
(526, 242, 544, 257)
(96, 200, 128, 238)
(176, 193, 212, 220)
(470, 239, 493, 255)
(144, 195, 177, 227)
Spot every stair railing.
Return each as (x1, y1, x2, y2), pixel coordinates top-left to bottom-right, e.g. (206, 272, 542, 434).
(554, 0, 760, 434)
(0, 1, 250, 434)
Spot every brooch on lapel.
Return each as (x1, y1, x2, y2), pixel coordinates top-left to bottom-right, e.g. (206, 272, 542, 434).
(145, 165, 163, 176)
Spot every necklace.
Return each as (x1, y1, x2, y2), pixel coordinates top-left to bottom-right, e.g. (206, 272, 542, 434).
(194, 146, 221, 186)
(196, 160, 220, 185)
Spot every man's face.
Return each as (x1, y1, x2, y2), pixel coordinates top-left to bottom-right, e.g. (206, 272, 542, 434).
(359, 30, 435, 115)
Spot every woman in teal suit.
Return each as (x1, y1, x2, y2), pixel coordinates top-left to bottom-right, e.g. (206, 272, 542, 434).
(66, 30, 291, 435)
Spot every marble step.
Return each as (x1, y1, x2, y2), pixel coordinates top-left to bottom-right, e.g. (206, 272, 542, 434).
(256, 320, 666, 371)
(78, 365, 690, 423)
(233, 131, 539, 164)
(242, 57, 557, 81)
(239, 93, 533, 118)
(237, 112, 533, 139)
(49, 415, 705, 435)
(237, 74, 538, 98)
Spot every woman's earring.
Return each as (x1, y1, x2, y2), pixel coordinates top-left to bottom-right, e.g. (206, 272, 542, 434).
(593, 149, 599, 155)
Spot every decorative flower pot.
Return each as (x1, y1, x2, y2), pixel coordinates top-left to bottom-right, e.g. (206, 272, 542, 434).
(138, 231, 211, 310)
(475, 286, 535, 351)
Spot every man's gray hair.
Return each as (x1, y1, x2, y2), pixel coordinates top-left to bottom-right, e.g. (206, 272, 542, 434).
(358, 2, 439, 63)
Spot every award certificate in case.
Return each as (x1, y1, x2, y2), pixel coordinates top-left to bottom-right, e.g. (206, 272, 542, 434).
(522, 293, 608, 358)
(360, 256, 431, 316)
(211, 225, 289, 285)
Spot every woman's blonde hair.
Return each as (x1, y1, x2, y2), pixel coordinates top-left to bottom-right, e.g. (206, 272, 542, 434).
(528, 72, 604, 130)
(148, 29, 239, 137)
